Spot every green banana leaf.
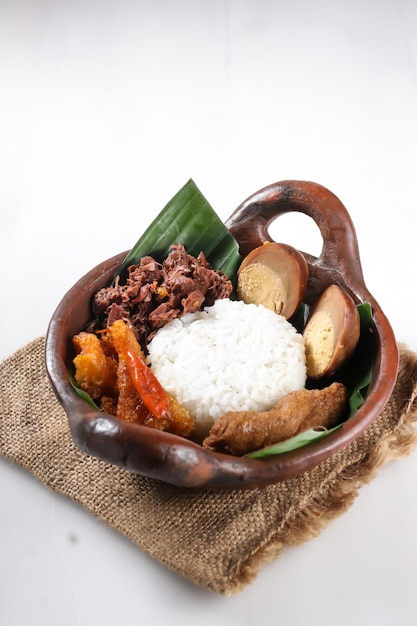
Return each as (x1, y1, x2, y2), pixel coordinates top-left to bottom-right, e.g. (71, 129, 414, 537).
(246, 424, 342, 459)
(115, 179, 242, 286)
(68, 370, 100, 410)
(347, 302, 373, 416)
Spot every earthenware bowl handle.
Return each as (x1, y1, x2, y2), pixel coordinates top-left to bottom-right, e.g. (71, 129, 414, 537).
(225, 180, 366, 303)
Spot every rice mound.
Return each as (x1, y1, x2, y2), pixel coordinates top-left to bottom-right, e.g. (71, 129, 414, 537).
(147, 299, 306, 437)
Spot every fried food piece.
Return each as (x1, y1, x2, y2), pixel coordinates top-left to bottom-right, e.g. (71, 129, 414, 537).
(105, 320, 151, 423)
(73, 332, 117, 399)
(106, 318, 145, 361)
(166, 393, 195, 437)
(106, 320, 195, 434)
(202, 382, 348, 456)
(100, 395, 118, 416)
(137, 392, 195, 435)
(115, 357, 149, 423)
(73, 319, 195, 435)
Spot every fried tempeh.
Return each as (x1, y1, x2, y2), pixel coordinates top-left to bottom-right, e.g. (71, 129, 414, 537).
(202, 382, 348, 456)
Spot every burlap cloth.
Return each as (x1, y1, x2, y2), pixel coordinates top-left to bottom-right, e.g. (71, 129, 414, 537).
(1, 338, 417, 595)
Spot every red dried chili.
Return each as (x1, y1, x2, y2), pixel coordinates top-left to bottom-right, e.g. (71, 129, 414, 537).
(126, 349, 171, 421)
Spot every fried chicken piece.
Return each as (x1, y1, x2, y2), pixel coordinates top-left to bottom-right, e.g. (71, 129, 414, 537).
(202, 382, 348, 456)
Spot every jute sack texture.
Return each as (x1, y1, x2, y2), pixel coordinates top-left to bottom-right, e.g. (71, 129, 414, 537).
(0, 337, 416, 595)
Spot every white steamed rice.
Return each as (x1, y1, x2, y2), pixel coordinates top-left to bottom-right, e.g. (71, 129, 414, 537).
(147, 299, 306, 437)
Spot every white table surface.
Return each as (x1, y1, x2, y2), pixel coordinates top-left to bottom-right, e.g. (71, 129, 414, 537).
(1, 1, 417, 624)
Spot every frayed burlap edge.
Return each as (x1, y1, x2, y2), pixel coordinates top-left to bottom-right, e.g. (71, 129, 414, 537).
(225, 344, 417, 594)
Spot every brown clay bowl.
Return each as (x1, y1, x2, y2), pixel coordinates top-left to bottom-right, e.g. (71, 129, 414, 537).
(45, 180, 399, 490)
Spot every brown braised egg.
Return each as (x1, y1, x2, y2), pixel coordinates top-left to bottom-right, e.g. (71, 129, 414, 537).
(303, 284, 360, 378)
(236, 241, 309, 319)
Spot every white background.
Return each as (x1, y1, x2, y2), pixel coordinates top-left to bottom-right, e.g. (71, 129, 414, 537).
(1, 1, 417, 624)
